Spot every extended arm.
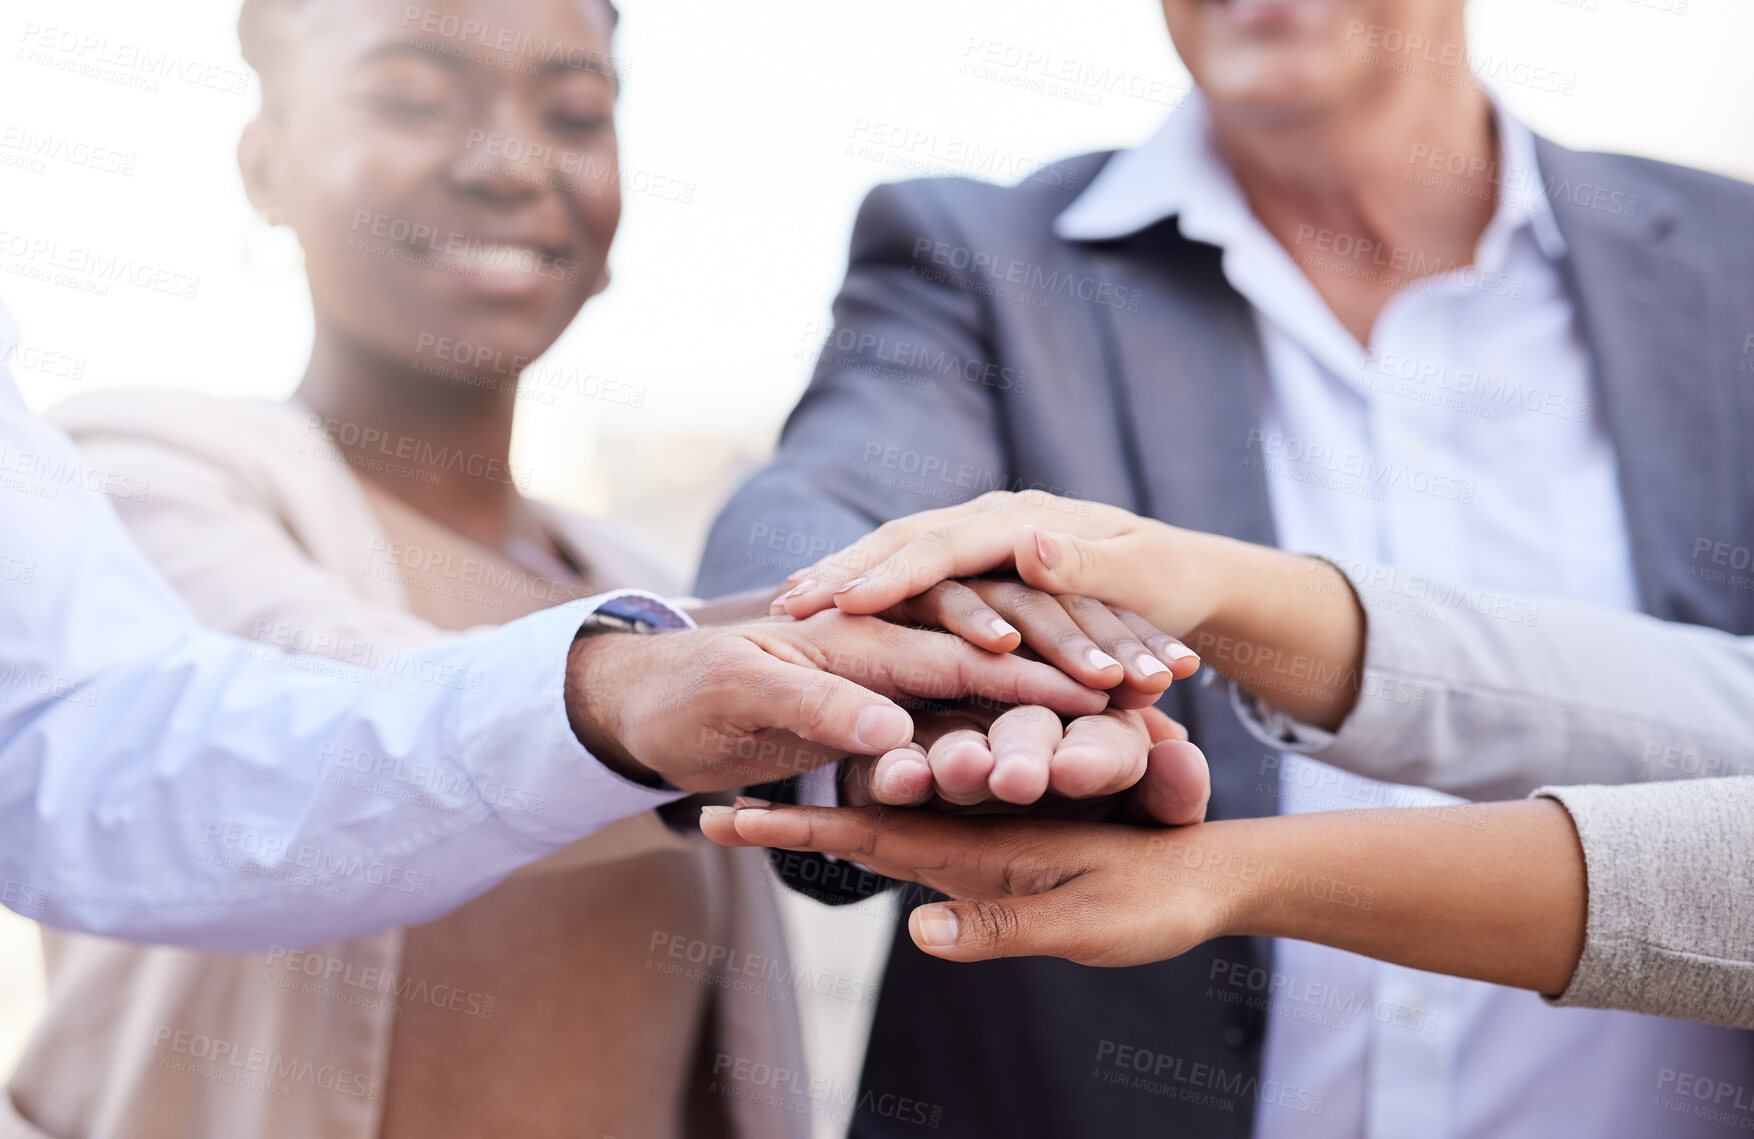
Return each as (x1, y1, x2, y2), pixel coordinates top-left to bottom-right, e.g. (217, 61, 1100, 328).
(0, 354, 1103, 949)
(782, 490, 1754, 797)
(0, 375, 682, 947)
(707, 779, 1754, 1029)
(703, 800, 1585, 991)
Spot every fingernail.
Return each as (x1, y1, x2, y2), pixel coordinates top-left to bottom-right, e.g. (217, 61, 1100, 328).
(699, 805, 735, 818)
(855, 704, 912, 750)
(1087, 648, 1121, 671)
(915, 906, 960, 948)
(780, 579, 817, 602)
(1137, 653, 1171, 677)
(732, 796, 773, 809)
(1162, 638, 1200, 663)
(735, 808, 771, 819)
(989, 617, 1019, 640)
(833, 577, 868, 596)
(1033, 529, 1059, 570)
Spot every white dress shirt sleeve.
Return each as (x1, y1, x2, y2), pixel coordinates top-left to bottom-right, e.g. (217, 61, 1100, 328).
(0, 318, 687, 950)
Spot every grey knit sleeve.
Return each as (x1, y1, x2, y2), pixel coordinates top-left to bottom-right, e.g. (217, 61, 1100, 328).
(1535, 778, 1754, 1028)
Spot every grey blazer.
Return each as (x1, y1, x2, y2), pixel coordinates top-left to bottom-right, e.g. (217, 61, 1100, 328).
(1238, 576, 1754, 1028)
(698, 138, 1754, 1138)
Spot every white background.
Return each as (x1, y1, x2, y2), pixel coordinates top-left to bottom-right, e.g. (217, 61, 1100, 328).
(3, 0, 1752, 538)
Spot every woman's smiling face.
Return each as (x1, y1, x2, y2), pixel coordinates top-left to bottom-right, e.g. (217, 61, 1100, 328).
(241, 0, 622, 377)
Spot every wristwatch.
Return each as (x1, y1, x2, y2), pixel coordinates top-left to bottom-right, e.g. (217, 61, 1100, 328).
(573, 607, 662, 640)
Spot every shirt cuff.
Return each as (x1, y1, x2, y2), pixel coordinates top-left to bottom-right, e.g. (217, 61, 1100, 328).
(1532, 784, 1627, 1009)
(456, 589, 694, 845)
(1229, 680, 1339, 753)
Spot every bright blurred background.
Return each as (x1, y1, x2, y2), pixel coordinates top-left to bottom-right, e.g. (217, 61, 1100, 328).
(3, 0, 1752, 1129)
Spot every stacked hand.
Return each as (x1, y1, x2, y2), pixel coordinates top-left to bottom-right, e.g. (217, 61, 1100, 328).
(772, 489, 1221, 638)
(689, 493, 1577, 1003)
(698, 801, 1227, 967)
(842, 703, 1208, 826)
(568, 605, 1207, 820)
(772, 489, 1366, 732)
(571, 491, 1266, 829)
(699, 791, 1594, 999)
(565, 609, 1110, 792)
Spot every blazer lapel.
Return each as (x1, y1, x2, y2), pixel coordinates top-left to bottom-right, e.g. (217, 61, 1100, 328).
(1079, 225, 1280, 549)
(1539, 139, 1742, 628)
(1072, 226, 1281, 832)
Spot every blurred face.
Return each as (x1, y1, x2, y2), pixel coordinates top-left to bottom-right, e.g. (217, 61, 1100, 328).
(246, 0, 620, 376)
(1159, 0, 1467, 127)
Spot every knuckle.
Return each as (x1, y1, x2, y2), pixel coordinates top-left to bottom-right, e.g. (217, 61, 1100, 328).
(1051, 624, 1095, 652)
(929, 580, 975, 611)
(902, 584, 945, 620)
(842, 814, 880, 858)
(1009, 589, 1061, 622)
(887, 530, 951, 584)
(998, 703, 1060, 730)
(973, 490, 1015, 515)
(1058, 594, 1104, 617)
(982, 580, 1032, 607)
(1070, 537, 1100, 578)
(952, 595, 993, 625)
(914, 526, 956, 555)
(793, 673, 841, 736)
(966, 899, 1023, 947)
(1111, 636, 1148, 660)
(693, 637, 750, 689)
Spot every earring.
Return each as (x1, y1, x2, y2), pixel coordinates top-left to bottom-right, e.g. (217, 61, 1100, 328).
(242, 207, 304, 273)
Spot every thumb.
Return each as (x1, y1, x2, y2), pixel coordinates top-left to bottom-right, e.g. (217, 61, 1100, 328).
(1124, 739, 1211, 826)
(755, 662, 916, 757)
(908, 888, 1107, 964)
(1014, 526, 1148, 604)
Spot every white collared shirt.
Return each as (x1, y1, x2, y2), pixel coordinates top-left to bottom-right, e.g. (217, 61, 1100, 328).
(1056, 96, 1734, 1139)
(0, 299, 686, 951)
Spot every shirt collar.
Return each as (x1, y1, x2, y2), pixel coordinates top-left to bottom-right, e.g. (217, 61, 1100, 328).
(1055, 89, 1566, 264)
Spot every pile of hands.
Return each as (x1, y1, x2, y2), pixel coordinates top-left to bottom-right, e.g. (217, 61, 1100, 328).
(569, 491, 1236, 967)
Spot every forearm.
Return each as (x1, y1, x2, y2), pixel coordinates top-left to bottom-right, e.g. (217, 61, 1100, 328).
(1189, 799, 1586, 993)
(0, 384, 684, 946)
(4, 602, 685, 949)
(1159, 528, 1367, 731)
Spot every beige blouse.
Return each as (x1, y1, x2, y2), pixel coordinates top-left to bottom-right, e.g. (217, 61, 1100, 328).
(2, 390, 806, 1139)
